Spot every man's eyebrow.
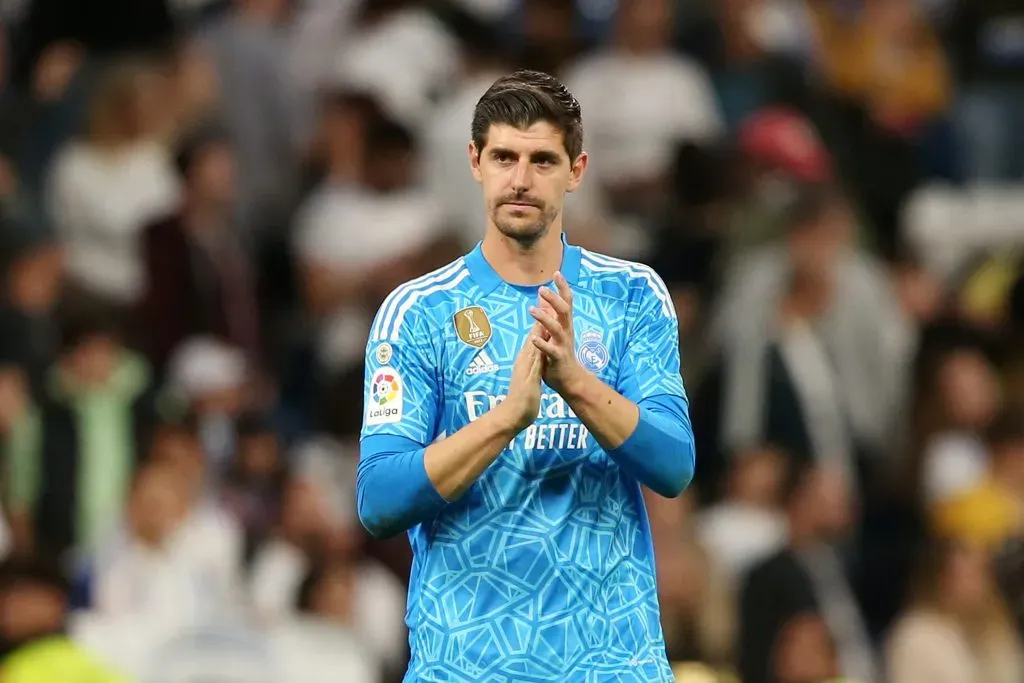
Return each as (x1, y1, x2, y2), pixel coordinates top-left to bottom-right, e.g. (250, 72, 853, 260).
(530, 150, 561, 163)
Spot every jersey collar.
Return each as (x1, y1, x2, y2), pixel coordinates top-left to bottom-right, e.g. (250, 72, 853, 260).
(465, 232, 582, 295)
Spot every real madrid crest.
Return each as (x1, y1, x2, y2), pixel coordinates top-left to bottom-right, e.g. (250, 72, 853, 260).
(577, 329, 609, 372)
(454, 306, 492, 348)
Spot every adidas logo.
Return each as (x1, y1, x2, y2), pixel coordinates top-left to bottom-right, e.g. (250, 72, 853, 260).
(466, 349, 499, 376)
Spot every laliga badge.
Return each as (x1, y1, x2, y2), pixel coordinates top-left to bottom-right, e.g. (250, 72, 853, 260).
(454, 306, 492, 348)
(366, 366, 403, 425)
(577, 329, 609, 372)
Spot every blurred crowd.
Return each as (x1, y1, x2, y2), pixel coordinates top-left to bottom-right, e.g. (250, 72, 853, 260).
(0, 0, 1023, 681)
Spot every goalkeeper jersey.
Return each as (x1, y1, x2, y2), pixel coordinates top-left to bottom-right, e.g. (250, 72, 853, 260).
(358, 236, 695, 682)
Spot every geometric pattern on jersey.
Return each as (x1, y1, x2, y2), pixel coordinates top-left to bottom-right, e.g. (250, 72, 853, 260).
(362, 236, 686, 682)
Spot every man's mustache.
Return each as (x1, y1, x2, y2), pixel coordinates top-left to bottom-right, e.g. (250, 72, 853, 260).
(499, 196, 543, 208)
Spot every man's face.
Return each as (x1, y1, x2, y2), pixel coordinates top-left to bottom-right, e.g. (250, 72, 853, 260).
(469, 122, 587, 247)
(807, 468, 854, 539)
(68, 334, 119, 386)
(787, 203, 851, 278)
(9, 245, 63, 312)
(190, 144, 236, 208)
(619, 0, 673, 50)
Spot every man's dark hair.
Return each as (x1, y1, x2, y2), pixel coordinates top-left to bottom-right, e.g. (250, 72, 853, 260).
(56, 294, 126, 353)
(471, 70, 583, 161)
(785, 183, 847, 233)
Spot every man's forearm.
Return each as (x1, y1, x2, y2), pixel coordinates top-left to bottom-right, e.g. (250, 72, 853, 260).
(423, 405, 521, 500)
(563, 372, 695, 497)
(561, 370, 640, 449)
(357, 408, 520, 539)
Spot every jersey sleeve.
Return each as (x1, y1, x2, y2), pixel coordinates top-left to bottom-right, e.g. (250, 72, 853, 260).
(360, 299, 442, 446)
(615, 270, 687, 403)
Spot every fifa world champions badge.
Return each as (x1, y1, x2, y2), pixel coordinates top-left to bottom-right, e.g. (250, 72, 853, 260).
(454, 306, 492, 348)
(577, 330, 609, 372)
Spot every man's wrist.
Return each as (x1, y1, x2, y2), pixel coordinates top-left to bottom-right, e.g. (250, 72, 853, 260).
(488, 401, 528, 437)
(559, 366, 594, 405)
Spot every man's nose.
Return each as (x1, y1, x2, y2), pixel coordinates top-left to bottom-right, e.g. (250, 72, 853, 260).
(511, 159, 533, 193)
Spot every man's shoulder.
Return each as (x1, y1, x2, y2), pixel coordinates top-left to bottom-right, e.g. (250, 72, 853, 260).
(369, 257, 472, 343)
(578, 249, 673, 312)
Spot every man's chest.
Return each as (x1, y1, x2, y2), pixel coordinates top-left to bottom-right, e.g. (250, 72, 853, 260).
(436, 291, 625, 441)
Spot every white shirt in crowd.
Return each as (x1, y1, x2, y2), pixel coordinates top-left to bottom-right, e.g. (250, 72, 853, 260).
(561, 50, 723, 186)
(249, 538, 408, 674)
(92, 503, 244, 630)
(330, 5, 460, 129)
(292, 183, 447, 371)
(922, 431, 989, 506)
(46, 139, 180, 304)
(698, 502, 788, 583)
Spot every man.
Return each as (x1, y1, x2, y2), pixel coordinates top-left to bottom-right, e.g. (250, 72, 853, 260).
(0, 553, 128, 682)
(357, 70, 696, 681)
(137, 120, 260, 377)
(739, 462, 877, 683)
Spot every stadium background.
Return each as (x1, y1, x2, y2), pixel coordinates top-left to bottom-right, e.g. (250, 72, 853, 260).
(0, 0, 1023, 681)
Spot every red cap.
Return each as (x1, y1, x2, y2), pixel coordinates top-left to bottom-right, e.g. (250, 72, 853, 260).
(738, 107, 832, 183)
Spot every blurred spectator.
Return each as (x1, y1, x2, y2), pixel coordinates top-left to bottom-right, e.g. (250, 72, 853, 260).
(0, 199, 63, 398)
(647, 142, 734, 340)
(45, 59, 180, 308)
(166, 336, 250, 472)
(712, 185, 913, 492)
(144, 413, 245, 616)
(331, 0, 460, 130)
(5, 301, 157, 560)
(948, 0, 1024, 181)
(809, 0, 950, 137)
(646, 490, 735, 668)
(728, 107, 835, 253)
(514, 0, 581, 77)
(249, 479, 407, 676)
(561, 0, 723, 212)
(89, 462, 200, 634)
(917, 347, 1002, 506)
(195, 0, 310, 240)
(0, 40, 87, 204)
(738, 462, 876, 683)
(138, 119, 260, 376)
(0, 553, 127, 682)
(934, 408, 1024, 550)
(682, 0, 816, 129)
(698, 446, 788, 582)
(886, 538, 1023, 683)
(808, 0, 950, 256)
(220, 411, 287, 559)
(293, 106, 449, 376)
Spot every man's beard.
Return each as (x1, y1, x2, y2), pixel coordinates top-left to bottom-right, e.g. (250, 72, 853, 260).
(490, 197, 558, 249)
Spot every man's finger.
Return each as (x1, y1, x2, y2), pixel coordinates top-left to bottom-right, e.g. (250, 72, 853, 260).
(554, 271, 573, 305)
(531, 335, 558, 358)
(538, 286, 571, 316)
(529, 306, 564, 341)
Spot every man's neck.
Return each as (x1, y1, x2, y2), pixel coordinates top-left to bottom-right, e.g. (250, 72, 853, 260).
(481, 225, 564, 287)
(183, 201, 227, 238)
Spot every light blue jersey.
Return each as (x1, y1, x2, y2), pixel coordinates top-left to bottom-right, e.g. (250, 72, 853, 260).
(358, 236, 693, 682)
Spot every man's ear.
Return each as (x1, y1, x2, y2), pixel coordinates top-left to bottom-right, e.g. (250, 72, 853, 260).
(468, 141, 483, 183)
(566, 151, 588, 193)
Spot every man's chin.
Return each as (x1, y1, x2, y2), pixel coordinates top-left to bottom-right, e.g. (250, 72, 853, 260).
(494, 220, 548, 246)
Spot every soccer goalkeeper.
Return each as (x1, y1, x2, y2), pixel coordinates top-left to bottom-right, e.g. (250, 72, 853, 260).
(357, 70, 696, 682)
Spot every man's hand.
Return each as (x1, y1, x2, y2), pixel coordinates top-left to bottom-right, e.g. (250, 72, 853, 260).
(529, 271, 587, 396)
(496, 321, 545, 433)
